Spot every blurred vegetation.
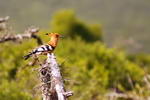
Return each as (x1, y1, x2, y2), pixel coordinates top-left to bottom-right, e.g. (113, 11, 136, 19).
(0, 10, 150, 100)
(50, 10, 103, 42)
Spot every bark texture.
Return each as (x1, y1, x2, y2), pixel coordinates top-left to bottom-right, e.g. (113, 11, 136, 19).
(40, 53, 73, 100)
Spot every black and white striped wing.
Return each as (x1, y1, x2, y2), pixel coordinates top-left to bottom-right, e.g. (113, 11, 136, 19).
(32, 45, 54, 55)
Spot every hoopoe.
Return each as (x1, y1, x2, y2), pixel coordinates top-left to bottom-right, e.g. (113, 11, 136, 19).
(24, 33, 61, 60)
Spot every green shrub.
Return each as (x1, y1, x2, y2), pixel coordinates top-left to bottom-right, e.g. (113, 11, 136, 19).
(50, 10, 103, 42)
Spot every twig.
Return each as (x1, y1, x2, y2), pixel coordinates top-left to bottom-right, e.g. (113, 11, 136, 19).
(144, 75, 150, 89)
(0, 16, 9, 23)
(0, 16, 9, 31)
(106, 92, 144, 100)
(127, 74, 134, 89)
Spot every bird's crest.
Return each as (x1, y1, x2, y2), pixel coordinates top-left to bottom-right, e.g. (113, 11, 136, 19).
(45, 33, 61, 38)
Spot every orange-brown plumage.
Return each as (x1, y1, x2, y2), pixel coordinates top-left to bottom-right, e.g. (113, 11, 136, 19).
(46, 33, 61, 47)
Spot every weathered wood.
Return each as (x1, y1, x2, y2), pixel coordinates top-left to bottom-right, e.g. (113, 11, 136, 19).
(0, 27, 43, 45)
(0, 16, 9, 31)
(40, 53, 73, 100)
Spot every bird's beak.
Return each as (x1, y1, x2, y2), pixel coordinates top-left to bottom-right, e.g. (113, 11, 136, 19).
(60, 35, 65, 38)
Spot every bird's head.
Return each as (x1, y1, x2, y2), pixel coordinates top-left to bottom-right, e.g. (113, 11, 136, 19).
(46, 33, 63, 47)
(45, 33, 63, 38)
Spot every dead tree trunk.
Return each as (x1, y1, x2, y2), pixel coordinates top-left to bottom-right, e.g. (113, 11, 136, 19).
(40, 53, 73, 100)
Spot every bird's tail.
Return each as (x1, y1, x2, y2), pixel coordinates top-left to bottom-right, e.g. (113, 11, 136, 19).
(23, 52, 33, 60)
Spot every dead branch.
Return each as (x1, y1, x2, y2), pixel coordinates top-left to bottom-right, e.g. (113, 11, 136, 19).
(0, 16, 9, 31)
(143, 75, 150, 90)
(40, 53, 73, 100)
(0, 26, 43, 45)
(0, 16, 9, 23)
(106, 92, 144, 100)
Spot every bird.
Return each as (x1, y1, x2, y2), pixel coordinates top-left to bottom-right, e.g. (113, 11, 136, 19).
(23, 33, 61, 60)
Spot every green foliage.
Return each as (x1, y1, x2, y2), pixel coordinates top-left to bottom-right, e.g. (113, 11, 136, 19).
(0, 40, 41, 100)
(0, 80, 32, 100)
(50, 10, 103, 42)
(56, 38, 144, 92)
(128, 54, 150, 73)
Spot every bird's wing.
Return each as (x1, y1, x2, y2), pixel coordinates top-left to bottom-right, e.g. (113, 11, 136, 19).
(32, 45, 54, 54)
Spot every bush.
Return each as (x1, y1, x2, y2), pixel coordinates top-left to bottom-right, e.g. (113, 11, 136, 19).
(50, 10, 103, 42)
